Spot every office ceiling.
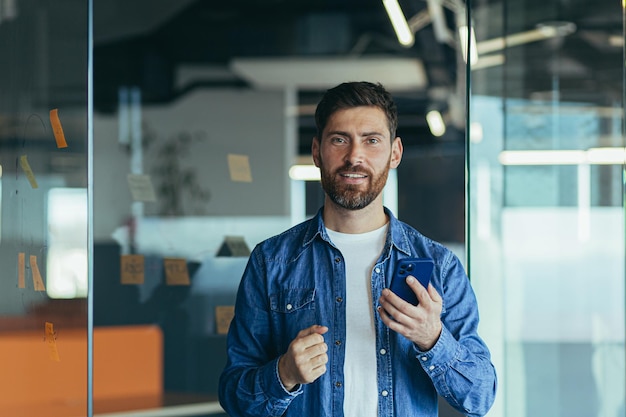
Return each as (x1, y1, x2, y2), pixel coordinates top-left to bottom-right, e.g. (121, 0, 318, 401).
(93, 0, 623, 151)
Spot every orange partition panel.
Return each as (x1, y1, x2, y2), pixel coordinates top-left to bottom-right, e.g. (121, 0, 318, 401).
(0, 325, 162, 416)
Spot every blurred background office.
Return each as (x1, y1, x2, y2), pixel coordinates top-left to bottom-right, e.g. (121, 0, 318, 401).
(0, 0, 623, 416)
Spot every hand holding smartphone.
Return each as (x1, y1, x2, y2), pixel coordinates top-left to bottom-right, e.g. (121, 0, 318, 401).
(389, 258, 434, 306)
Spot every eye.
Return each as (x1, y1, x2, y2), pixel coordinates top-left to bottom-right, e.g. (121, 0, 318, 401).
(366, 137, 381, 144)
(330, 136, 347, 144)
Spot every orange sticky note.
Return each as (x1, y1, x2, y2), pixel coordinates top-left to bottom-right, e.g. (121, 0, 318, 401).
(227, 154, 253, 182)
(18, 252, 25, 289)
(19, 155, 38, 189)
(45, 322, 60, 362)
(30, 255, 46, 291)
(121, 254, 145, 285)
(49, 109, 68, 148)
(215, 306, 235, 335)
(163, 258, 190, 286)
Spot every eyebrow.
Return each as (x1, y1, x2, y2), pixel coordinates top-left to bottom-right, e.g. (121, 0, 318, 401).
(325, 130, 386, 137)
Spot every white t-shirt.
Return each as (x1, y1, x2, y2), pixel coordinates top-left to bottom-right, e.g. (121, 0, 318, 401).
(327, 223, 388, 417)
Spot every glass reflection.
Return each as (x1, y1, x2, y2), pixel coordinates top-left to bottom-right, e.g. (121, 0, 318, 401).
(469, 0, 625, 416)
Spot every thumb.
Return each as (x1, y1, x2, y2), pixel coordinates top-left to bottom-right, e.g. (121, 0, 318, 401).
(298, 324, 328, 338)
(314, 325, 329, 335)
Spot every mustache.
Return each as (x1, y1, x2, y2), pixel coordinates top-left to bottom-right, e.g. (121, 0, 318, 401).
(335, 163, 370, 176)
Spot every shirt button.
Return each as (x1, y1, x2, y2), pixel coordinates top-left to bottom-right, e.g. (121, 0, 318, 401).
(286, 304, 293, 311)
(335, 381, 343, 387)
(334, 257, 341, 263)
(421, 356, 428, 361)
(335, 340, 342, 346)
(336, 297, 343, 303)
(381, 390, 389, 397)
(429, 365, 435, 371)
(375, 267, 381, 273)
(379, 349, 387, 355)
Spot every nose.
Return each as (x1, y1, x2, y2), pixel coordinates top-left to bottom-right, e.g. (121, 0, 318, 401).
(344, 142, 364, 166)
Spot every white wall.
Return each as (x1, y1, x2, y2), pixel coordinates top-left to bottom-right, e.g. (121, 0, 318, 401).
(93, 87, 293, 241)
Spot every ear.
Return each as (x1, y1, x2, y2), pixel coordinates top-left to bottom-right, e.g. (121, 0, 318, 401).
(390, 137, 403, 169)
(311, 137, 321, 167)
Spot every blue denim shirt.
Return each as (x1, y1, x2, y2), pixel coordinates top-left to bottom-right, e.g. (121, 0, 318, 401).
(219, 208, 497, 417)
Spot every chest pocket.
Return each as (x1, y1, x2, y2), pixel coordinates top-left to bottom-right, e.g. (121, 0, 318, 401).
(270, 288, 316, 313)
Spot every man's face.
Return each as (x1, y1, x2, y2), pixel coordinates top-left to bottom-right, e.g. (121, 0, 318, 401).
(312, 106, 402, 211)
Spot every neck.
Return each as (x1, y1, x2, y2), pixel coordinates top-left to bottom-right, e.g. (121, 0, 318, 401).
(322, 196, 388, 234)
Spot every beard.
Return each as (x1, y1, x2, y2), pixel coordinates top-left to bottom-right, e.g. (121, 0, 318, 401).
(319, 161, 390, 210)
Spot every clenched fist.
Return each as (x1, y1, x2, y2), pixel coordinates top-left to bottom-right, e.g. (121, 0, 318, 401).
(278, 325, 329, 391)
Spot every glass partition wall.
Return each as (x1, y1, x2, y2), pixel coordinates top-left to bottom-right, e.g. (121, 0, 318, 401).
(1, 0, 624, 416)
(468, 0, 625, 416)
(0, 0, 90, 416)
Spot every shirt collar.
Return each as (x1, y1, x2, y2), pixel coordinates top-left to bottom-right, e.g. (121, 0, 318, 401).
(303, 206, 413, 257)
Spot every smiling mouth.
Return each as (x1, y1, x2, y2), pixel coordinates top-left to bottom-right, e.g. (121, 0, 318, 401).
(340, 172, 367, 179)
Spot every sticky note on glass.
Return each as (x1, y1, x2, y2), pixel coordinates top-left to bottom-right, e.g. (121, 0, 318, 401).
(127, 174, 157, 202)
(45, 322, 60, 362)
(19, 155, 38, 189)
(18, 252, 25, 289)
(30, 255, 46, 291)
(227, 154, 253, 182)
(49, 109, 68, 148)
(163, 258, 190, 286)
(121, 254, 145, 285)
(215, 306, 235, 335)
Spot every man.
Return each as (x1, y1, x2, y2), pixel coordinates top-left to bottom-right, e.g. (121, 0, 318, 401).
(219, 81, 497, 417)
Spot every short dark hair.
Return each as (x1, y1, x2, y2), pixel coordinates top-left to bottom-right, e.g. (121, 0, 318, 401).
(314, 81, 398, 140)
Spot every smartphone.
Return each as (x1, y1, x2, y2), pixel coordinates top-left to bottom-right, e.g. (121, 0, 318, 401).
(389, 258, 434, 306)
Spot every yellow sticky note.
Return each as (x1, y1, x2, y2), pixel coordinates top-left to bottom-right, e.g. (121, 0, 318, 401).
(127, 174, 157, 202)
(45, 322, 60, 362)
(163, 258, 190, 286)
(215, 306, 235, 335)
(227, 154, 253, 183)
(30, 255, 46, 291)
(19, 155, 38, 189)
(18, 252, 25, 289)
(49, 109, 68, 148)
(121, 254, 145, 285)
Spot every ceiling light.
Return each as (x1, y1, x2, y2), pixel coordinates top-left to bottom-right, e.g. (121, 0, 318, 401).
(476, 22, 576, 55)
(498, 148, 625, 166)
(383, 0, 415, 47)
(609, 35, 624, 47)
(426, 110, 446, 137)
(289, 165, 320, 181)
(535, 21, 577, 37)
(586, 147, 626, 165)
(499, 150, 585, 165)
(477, 29, 547, 54)
(469, 122, 483, 143)
(471, 54, 505, 70)
(458, 26, 478, 65)
(230, 56, 428, 90)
